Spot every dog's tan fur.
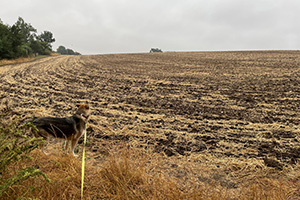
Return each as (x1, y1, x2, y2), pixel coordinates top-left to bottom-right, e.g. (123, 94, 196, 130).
(31, 104, 90, 156)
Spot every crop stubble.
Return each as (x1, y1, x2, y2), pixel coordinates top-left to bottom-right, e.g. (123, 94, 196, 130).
(1, 51, 300, 186)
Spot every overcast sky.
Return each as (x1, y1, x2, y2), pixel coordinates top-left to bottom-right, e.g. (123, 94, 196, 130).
(1, 0, 300, 54)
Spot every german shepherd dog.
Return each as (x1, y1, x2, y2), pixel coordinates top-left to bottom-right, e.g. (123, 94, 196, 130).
(31, 104, 90, 156)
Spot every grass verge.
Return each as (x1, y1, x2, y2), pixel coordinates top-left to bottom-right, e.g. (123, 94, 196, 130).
(0, 53, 59, 66)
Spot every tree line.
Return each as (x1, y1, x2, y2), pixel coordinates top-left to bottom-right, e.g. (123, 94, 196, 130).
(0, 17, 55, 59)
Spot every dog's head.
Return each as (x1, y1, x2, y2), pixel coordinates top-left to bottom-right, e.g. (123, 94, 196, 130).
(75, 104, 91, 121)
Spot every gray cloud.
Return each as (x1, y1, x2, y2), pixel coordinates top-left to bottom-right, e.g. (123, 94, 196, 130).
(1, 0, 300, 54)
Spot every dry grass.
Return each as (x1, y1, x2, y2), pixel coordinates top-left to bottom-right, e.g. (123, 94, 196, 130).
(0, 57, 34, 66)
(1, 145, 200, 200)
(0, 53, 58, 66)
(1, 142, 300, 199)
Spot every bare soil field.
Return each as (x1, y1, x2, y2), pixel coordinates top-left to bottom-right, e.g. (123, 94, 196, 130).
(2, 51, 300, 198)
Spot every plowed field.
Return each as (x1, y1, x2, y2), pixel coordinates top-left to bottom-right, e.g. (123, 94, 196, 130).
(2, 51, 300, 192)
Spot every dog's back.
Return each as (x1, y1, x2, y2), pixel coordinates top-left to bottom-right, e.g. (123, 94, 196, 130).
(32, 116, 77, 139)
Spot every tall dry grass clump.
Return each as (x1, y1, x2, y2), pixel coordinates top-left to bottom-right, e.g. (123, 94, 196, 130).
(86, 147, 205, 200)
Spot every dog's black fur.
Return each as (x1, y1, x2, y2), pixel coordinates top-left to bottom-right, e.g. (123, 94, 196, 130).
(30, 104, 90, 156)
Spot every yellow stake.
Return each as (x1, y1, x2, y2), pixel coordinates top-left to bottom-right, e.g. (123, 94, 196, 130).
(81, 124, 87, 200)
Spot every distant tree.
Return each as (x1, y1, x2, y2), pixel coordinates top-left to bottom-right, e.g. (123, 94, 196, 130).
(0, 21, 30, 58)
(37, 31, 55, 49)
(0, 23, 15, 59)
(34, 31, 55, 55)
(57, 45, 67, 55)
(29, 36, 44, 56)
(9, 24, 25, 57)
(150, 48, 163, 53)
(66, 48, 75, 55)
(57, 45, 80, 55)
(0, 17, 56, 59)
(14, 17, 37, 44)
